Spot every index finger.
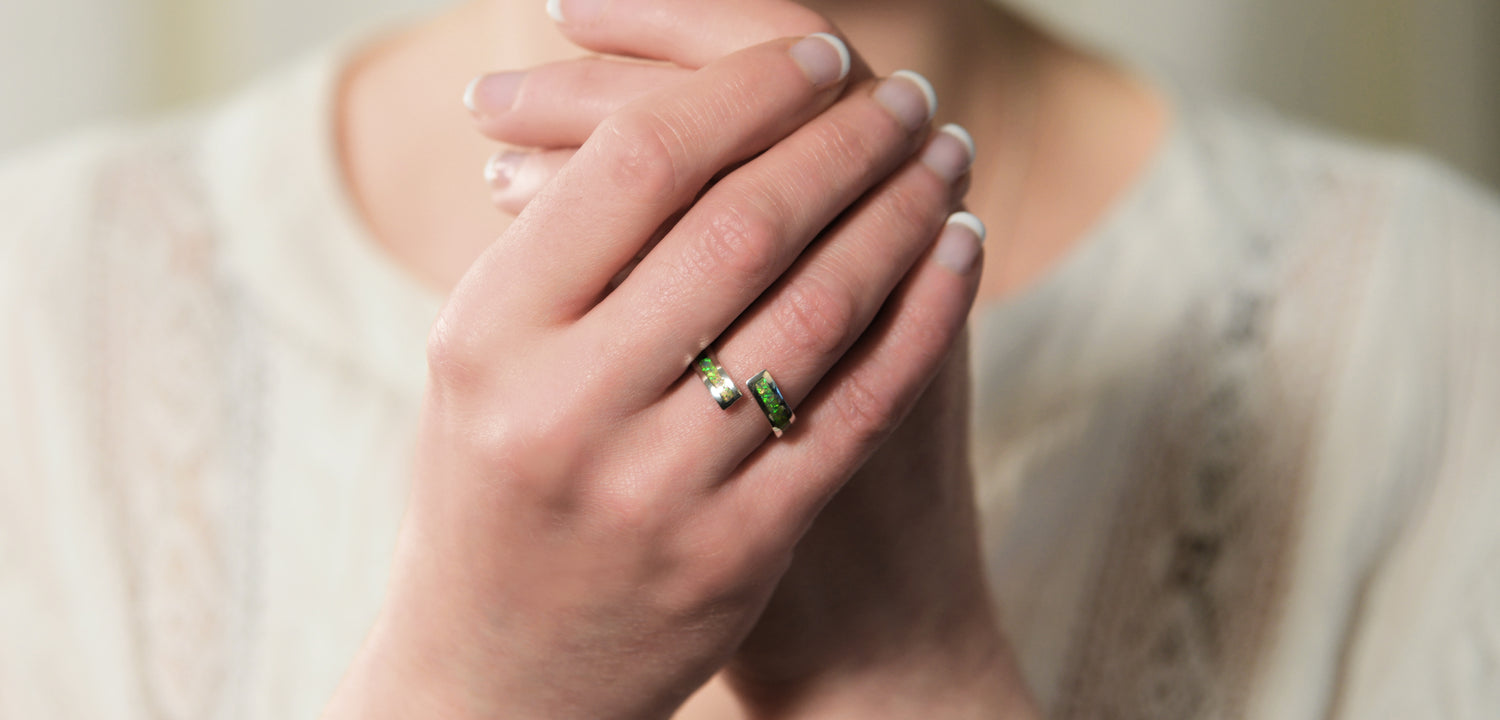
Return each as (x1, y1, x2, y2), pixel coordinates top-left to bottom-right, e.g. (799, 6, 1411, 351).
(444, 34, 853, 329)
(548, 0, 871, 74)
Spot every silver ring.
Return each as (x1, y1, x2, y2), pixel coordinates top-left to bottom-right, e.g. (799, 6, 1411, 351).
(693, 349, 742, 409)
(748, 370, 795, 437)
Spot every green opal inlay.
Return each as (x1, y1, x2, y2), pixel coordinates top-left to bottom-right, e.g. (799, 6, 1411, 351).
(749, 371, 794, 436)
(693, 350, 741, 409)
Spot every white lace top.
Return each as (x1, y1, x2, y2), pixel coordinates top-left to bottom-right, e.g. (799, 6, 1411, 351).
(2, 47, 1497, 720)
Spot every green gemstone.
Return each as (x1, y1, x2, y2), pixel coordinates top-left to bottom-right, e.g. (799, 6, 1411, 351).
(749, 371, 793, 433)
(695, 352, 740, 408)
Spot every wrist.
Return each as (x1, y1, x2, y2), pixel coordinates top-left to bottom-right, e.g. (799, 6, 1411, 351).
(325, 537, 690, 720)
(322, 610, 493, 720)
(727, 628, 1039, 720)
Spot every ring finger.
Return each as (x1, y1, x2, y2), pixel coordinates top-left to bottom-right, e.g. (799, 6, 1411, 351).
(582, 71, 942, 398)
(637, 125, 978, 481)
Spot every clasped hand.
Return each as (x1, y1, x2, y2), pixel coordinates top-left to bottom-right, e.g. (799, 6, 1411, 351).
(324, 1, 1031, 718)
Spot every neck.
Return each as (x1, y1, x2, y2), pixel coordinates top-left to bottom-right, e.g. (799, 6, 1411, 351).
(338, 0, 1165, 306)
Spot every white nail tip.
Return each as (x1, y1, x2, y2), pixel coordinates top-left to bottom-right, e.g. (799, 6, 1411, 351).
(939, 123, 976, 160)
(892, 70, 938, 121)
(463, 76, 482, 113)
(545, 0, 564, 22)
(946, 212, 987, 245)
(808, 33, 851, 83)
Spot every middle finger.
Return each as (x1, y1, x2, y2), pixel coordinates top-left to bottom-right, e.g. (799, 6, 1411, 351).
(581, 71, 942, 397)
(466, 35, 853, 326)
(642, 124, 977, 481)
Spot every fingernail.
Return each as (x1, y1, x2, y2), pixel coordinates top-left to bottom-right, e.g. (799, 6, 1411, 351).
(933, 212, 986, 274)
(920, 124, 976, 183)
(874, 70, 938, 131)
(485, 151, 525, 189)
(788, 33, 851, 88)
(549, 0, 606, 24)
(465, 72, 525, 117)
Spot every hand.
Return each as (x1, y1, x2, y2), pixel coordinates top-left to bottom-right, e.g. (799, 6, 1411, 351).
(727, 344, 1038, 720)
(466, 0, 880, 217)
(324, 31, 982, 720)
(467, 2, 1036, 717)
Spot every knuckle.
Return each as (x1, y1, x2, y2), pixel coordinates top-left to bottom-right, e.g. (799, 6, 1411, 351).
(594, 111, 683, 199)
(425, 310, 487, 389)
(829, 369, 902, 441)
(771, 278, 856, 359)
(687, 202, 782, 283)
(595, 484, 665, 538)
(467, 405, 592, 499)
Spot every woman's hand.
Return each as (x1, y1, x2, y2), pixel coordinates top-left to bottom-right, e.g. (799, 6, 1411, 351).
(465, 0, 882, 217)
(726, 344, 1039, 720)
(324, 28, 983, 720)
(466, 2, 1038, 717)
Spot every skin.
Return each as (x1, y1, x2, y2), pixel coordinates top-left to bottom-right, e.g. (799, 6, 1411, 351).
(325, 0, 1165, 718)
(327, 31, 1003, 720)
(339, 0, 1166, 306)
(466, 8, 1032, 718)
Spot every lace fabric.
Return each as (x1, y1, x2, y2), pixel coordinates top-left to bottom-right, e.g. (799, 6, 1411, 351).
(972, 97, 1500, 718)
(0, 49, 1497, 719)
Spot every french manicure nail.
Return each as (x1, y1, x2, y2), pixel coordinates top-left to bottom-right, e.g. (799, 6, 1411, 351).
(788, 33, 851, 88)
(485, 151, 525, 189)
(465, 72, 525, 117)
(933, 212, 986, 274)
(920, 124, 976, 183)
(874, 70, 938, 131)
(545, 0, 564, 22)
(463, 76, 481, 113)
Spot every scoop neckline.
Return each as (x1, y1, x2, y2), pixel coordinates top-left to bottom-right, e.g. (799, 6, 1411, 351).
(201, 40, 445, 397)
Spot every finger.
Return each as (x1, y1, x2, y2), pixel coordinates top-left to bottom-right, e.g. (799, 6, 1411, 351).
(451, 34, 853, 328)
(735, 214, 985, 530)
(466, 60, 690, 148)
(587, 73, 945, 396)
(632, 125, 977, 481)
(549, 0, 870, 74)
(486, 148, 576, 215)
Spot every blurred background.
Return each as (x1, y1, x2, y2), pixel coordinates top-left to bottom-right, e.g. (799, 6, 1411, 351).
(1, 0, 1496, 190)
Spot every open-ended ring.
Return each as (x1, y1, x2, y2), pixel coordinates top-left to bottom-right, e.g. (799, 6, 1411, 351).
(693, 350, 742, 409)
(748, 370, 795, 437)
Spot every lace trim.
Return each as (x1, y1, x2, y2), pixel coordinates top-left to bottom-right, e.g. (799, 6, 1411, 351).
(88, 128, 267, 720)
(1049, 168, 1376, 719)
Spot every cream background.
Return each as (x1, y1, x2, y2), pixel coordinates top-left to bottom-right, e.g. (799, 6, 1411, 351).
(1, 0, 1496, 189)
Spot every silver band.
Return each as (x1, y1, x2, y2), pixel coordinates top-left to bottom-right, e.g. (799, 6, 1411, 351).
(748, 370, 795, 437)
(693, 350, 742, 409)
